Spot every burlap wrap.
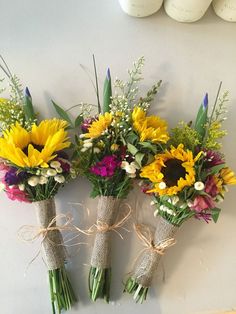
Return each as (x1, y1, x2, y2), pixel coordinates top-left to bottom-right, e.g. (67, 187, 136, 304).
(132, 216, 178, 287)
(90, 196, 121, 269)
(34, 198, 66, 270)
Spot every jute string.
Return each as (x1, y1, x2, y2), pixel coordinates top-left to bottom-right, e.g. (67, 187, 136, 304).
(19, 199, 89, 270)
(18, 197, 131, 270)
(90, 196, 131, 269)
(131, 216, 178, 287)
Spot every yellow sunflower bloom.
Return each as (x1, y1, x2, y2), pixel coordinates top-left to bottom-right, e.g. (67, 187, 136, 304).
(0, 98, 8, 104)
(0, 119, 70, 168)
(220, 167, 236, 185)
(141, 144, 201, 196)
(84, 112, 113, 139)
(132, 107, 169, 144)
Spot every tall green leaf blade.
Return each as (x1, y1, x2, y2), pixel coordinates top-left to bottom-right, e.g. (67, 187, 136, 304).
(194, 93, 208, 140)
(103, 68, 112, 113)
(52, 100, 73, 126)
(23, 87, 36, 122)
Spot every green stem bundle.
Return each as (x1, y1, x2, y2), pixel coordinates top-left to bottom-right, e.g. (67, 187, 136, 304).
(48, 266, 76, 314)
(89, 267, 111, 302)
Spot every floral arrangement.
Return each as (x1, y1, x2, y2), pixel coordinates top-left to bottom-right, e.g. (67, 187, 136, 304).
(0, 58, 76, 314)
(71, 57, 169, 302)
(124, 85, 236, 302)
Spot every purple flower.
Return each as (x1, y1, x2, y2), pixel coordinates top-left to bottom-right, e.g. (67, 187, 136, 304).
(106, 68, 111, 81)
(25, 87, 32, 99)
(90, 155, 121, 177)
(195, 212, 212, 223)
(4, 168, 26, 185)
(57, 158, 71, 172)
(202, 149, 224, 169)
(81, 117, 97, 133)
(203, 93, 208, 109)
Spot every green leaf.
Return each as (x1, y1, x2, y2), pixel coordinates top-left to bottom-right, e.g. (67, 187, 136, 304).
(135, 152, 145, 167)
(127, 143, 138, 156)
(75, 115, 83, 127)
(139, 141, 157, 154)
(103, 68, 112, 113)
(126, 132, 139, 144)
(23, 90, 36, 122)
(146, 153, 154, 165)
(52, 100, 73, 126)
(194, 95, 208, 140)
(207, 163, 226, 175)
(211, 207, 221, 223)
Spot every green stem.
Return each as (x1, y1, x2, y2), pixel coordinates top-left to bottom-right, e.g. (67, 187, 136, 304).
(92, 54, 101, 114)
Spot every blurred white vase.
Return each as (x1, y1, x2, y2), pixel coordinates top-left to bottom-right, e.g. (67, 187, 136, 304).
(119, 0, 163, 17)
(213, 0, 236, 22)
(164, 0, 213, 22)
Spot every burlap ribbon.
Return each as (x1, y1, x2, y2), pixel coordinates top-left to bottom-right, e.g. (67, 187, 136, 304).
(131, 216, 178, 287)
(90, 196, 128, 269)
(34, 198, 67, 270)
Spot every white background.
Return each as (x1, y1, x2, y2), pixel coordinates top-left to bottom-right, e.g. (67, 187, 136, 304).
(0, 1, 236, 314)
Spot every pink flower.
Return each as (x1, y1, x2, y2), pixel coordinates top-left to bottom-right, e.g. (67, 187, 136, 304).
(204, 176, 218, 197)
(190, 195, 215, 213)
(5, 185, 31, 203)
(90, 155, 121, 177)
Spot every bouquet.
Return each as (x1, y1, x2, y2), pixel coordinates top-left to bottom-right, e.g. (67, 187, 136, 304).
(74, 57, 169, 302)
(124, 86, 236, 302)
(0, 58, 76, 313)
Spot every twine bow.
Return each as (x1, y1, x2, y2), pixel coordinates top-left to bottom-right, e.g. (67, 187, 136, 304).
(134, 223, 176, 256)
(18, 213, 90, 244)
(93, 203, 132, 239)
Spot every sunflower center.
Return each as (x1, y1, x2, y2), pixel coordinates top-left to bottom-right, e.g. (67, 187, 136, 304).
(162, 158, 186, 187)
(23, 143, 44, 154)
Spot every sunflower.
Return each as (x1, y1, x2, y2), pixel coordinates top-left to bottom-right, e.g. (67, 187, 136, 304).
(0, 119, 70, 168)
(140, 144, 202, 195)
(219, 167, 236, 185)
(0, 98, 7, 103)
(132, 107, 169, 144)
(84, 112, 113, 139)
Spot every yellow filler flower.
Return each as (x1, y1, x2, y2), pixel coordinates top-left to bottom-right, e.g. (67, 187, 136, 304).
(0, 119, 70, 168)
(141, 144, 202, 196)
(85, 112, 113, 139)
(132, 107, 169, 144)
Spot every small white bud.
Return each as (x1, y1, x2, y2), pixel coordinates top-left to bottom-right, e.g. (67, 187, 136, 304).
(93, 147, 101, 154)
(50, 161, 61, 169)
(81, 147, 88, 152)
(172, 196, 179, 206)
(194, 181, 205, 191)
(56, 167, 63, 173)
(18, 184, 25, 191)
(54, 175, 65, 183)
(47, 169, 57, 177)
(83, 142, 93, 148)
(0, 182, 5, 191)
(28, 176, 39, 187)
(159, 182, 166, 190)
(39, 176, 48, 185)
